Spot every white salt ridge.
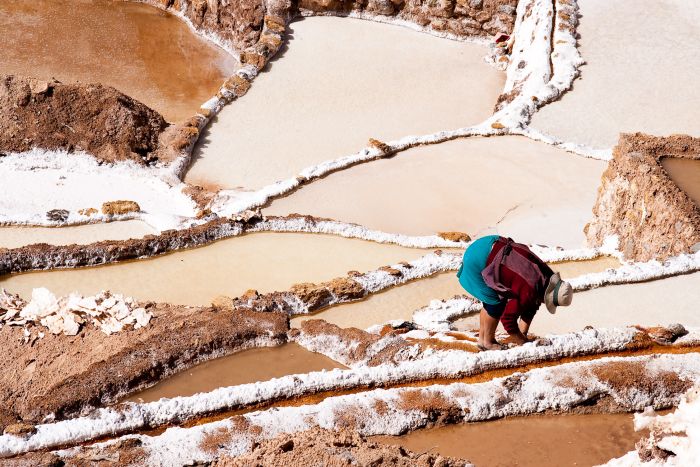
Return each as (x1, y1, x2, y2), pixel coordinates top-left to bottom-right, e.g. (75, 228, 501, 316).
(0, 149, 198, 231)
(411, 297, 482, 333)
(3, 325, 690, 457)
(58, 353, 700, 466)
(0, 288, 151, 337)
(603, 384, 700, 467)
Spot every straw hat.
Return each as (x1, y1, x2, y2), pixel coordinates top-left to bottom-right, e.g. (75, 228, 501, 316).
(544, 272, 573, 314)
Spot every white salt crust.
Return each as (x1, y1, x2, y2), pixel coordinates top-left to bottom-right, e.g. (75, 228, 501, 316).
(51, 353, 700, 466)
(3, 326, 699, 458)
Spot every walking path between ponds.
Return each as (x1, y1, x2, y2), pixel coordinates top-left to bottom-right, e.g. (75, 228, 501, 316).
(292, 257, 620, 330)
(265, 136, 605, 249)
(0, 232, 427, 305)
(127, 343, 345, 403)
(185, 16, 504, 191)
(373, 412, 644, 467)
(662, 158, 700, 207)
(530, 0, 700, 149)
(0, 221, 154, 249)
(0, 0, 237, 122)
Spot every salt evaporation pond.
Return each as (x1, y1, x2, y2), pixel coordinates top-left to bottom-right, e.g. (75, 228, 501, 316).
(186, 16, 505, 190)
(0, 233, 426, 305)
(0, 0, 237, 122)
(127, 343, 345, 403)
(530, 0, 700, 148)
(293, 257, 620, 330)
(662, 158, 700, 207)
(0, 221, 154, 249)
(266, 136, 605, 248)
(374, 412, 643, 467)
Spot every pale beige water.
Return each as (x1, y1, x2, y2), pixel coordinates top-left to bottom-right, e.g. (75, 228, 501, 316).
(0, 0, 238, 122)
(186, 17, 505, 190)
(266, 136, 605, 248)
(0, 233, 426, 305)
(662, 158, 700, 207)
(374, 413, 643, 466)
(0, 221, 154, 249)
(531, 0, 700, 148)
(456, 272, 700, 335)
(126, 343, 345, 402)
(293, 258, 620, 330)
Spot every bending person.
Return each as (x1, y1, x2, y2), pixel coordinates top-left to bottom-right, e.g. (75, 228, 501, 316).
(457, 235, 573, 350)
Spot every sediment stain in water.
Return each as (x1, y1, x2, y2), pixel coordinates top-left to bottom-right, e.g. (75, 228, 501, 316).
(296, 258, 620, 330)
(372, 413, 644, 466)
(0, 232, 427, 305)
(127, 343, 345, 403)
(662, 158, 700, 207)
(186, 16, 505, 190)
(0, 0, 237, 122)
(0, 221, 154, 249)
(265, 136, 605, 248)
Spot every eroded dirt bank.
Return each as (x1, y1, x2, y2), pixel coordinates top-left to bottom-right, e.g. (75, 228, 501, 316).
(586, 133, 700, 261)
(0, 75, 170, 164)
(0, 304, 287, 432)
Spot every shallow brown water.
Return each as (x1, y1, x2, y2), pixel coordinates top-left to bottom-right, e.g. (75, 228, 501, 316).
(0, 0, 237, 122)
(127, 343, 345, 402)
(373, 413, 643, 466)
(0, 232, 426, 305)
(662, 158, 700, 207)
(295, 258, 621, 330)
(0, 221, 154, 248)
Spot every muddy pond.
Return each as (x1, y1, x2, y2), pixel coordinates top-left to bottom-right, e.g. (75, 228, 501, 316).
(0, 0, 237, 122)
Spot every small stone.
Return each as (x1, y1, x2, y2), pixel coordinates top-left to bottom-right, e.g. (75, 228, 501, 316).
(101, 200, 140, 216)
(46, 209, 69, 222)
(4, 422, 36, 437)
(379, 266, 402, 276)
(29, 79, 51, 95)
(437, 231, 471, 243)
(491, 122, 505, 129)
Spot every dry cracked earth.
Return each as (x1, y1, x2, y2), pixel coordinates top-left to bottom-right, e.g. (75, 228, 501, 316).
(0, 0, 699, 465)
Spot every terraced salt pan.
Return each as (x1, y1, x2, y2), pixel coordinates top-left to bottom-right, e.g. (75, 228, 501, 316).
(0, 233, 426, 305)
(127, 343, 345, 403)
(186, 16, 504, 190)
(530, 0, 700, 148)
(292, 257, 620, 330)
(456, 272, 700, 335)
(266, 136, 605, 248)
(662, 158, 700, 207)
(0, 0, 237, 122)
(0, 221, 154, 249)
(374, 413, 642, 467)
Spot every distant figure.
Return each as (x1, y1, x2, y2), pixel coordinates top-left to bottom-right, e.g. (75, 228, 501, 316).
(457, 235, 573, 350)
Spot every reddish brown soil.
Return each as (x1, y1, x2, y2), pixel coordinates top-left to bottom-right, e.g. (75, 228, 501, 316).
(215, 427, 470, 466)
(0, 303, 287, 431)
(586, 133, 700, 261)
(0, 75, 170, 164)
(298, 0, 518, 38)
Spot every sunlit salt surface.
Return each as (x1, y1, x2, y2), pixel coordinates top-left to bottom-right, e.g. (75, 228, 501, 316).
(0, 233, 426, 305)
(531, 0, 700, 148)
(0, 221, 154, 249)
(266, 136, 605, 248)
(186, 16, 505, 190)
(126, 343, 345, 403)
(373, 413, 644, 467)
(0, 0, 237, 122)
(293, 257, 620, 330)
(662, 158, 700, 207)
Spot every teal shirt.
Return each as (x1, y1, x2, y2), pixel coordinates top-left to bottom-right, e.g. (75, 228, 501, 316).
(456, 235, 502, 305)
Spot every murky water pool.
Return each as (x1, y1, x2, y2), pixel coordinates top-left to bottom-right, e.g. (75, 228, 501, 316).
(0, 0, 237, 122)
(0, 221, 154, 249)
(0, 233, 426, 305)
(373, 412, 644, 466)
(266, 136, 605, 248)
(295, 257, 620, 330)
(126, 343, 345, 402)
(186, 16, 505, 190)
(662, 158, 700, 207)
